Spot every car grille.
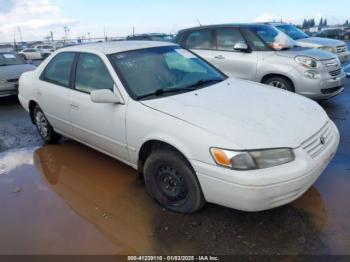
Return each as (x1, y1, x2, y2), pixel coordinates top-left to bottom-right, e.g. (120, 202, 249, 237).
(329, 68, 342, 77)
(337, 45, 347, 53)
(301, 122, 334, 159)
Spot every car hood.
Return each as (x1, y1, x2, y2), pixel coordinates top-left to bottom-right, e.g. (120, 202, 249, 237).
(0, 64, 36, 80)
(141, 79, 329, 150)
(275, 47, 336, 60)
(296, 37, 345, 48)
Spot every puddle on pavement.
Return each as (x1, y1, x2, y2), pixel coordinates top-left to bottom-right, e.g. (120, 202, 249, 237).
(0, 142, 349, 255)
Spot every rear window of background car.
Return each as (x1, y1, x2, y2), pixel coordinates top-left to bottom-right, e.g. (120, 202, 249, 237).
(185, 30, 212, 49)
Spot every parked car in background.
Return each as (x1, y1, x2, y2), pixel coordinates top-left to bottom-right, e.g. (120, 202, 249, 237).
(34, 44, 55, 58)
(0, 52, 36, 97)
(18, 48, 43, 60)
(175, 24, 346, 100)
(342, 27, 350, 40)
(126, 33, 173, 42)
(268, 23, 350, 63)
(18, 41, 339, 213)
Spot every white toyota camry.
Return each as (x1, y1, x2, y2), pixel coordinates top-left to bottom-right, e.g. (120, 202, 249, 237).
(18, 41, 339, 213)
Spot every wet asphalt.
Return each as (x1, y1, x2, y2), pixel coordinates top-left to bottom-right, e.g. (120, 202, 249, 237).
(0, 63, 350, 256)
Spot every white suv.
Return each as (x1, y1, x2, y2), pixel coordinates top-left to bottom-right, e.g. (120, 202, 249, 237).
(18, 41, 339, 213)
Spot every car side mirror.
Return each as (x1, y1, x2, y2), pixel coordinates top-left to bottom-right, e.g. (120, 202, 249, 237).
(234, 43, 250, 52)
(90, 89, 124, 104)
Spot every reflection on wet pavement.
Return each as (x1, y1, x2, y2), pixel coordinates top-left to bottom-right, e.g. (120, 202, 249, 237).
(0, 141, 348, 255)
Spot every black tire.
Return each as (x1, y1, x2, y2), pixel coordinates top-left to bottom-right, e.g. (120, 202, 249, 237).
(263, 76, 295, 92)
(33, 105, 61, 144)
(143, 147, 205, 213)
(19, 54, 27, 61)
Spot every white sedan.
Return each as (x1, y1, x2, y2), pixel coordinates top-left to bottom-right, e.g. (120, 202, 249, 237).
(18, 41, 339, 213)
(18, 48, 42, 60)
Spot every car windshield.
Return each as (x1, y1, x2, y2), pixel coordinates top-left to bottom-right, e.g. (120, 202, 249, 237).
(0, 53, 26, 66)
(150, 35, 173, 42)
(276, 25, 310, 40)
(110, 46, 226, 99)
(251, 25, 295, 50)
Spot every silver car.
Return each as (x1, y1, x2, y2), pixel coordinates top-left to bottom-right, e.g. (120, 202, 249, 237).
(270, 23, 350, 64)
(175, 24, 346, 100)
(0, 52, 36, 97)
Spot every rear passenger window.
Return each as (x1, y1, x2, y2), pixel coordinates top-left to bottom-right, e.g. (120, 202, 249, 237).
(216, 28, 246, 51)
(185, 30, 212, 50)
(42, 52, 75, 87)
(74, 53, 114, 94)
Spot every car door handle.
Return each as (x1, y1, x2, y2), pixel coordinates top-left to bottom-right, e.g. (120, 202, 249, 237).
(70, 103, 80, 110)
(214, 55, 225, 60)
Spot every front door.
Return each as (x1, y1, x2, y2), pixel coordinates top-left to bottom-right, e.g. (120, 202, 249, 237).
(68, 53, 129, 161)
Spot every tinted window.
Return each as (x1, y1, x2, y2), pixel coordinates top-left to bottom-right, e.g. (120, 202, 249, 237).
(42, 52, 75, 87)
(216, 28, 246, 51)
(75, 53, 114, 93)
(110, 46, 225, 99)
(24, 49, 35, 52)
(185, 30, 212, 49)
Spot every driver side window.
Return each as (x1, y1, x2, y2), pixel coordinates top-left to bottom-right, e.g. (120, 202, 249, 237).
(74, 53, 114, 94)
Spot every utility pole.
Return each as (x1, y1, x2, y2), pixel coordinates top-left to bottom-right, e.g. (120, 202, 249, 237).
(18, 27, 23, 42)
(88, 32, 91, 41)
(133, 26, 135, 36)
(50, 31, 54, 42)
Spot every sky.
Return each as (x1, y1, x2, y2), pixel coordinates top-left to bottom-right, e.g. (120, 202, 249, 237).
(0, 0, 349, 42)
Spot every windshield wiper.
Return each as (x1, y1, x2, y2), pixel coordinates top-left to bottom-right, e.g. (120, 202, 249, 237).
(184, 78, 224, 89)
(138, 78, 224, 100)
(138, 87, 199, 99)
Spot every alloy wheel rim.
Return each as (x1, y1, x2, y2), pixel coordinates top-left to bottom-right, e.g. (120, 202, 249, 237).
(268, 80, 288, 90)
(35, 111, 48, 138)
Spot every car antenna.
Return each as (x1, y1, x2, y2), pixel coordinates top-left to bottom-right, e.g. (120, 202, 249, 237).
(196, 19, 202, 26)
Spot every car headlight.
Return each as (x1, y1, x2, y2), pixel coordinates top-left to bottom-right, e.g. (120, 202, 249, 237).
(318, 46, 337, 54)
(295, 56, 321, 69)
(210, 148, 295, 170)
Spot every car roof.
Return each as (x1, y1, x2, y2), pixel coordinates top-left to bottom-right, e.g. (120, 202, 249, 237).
(177, 23, 273, 33)
(61, 41, 177, 55)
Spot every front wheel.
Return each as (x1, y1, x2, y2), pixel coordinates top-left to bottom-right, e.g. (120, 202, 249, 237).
(263, 76, 294, 92)
(33, 105, 61, 144)
(143, 147, 206, 213)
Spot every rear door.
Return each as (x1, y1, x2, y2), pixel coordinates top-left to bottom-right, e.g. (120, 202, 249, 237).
(36, 52, 76, 134)
(68, 52, 129, 161)
(180, 29, 215, 64)
(211, 27, 258, 80)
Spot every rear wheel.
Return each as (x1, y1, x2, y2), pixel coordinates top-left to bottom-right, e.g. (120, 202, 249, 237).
(143, 147, 205, 213)
(33, 105, 61, 144)
(263, 76, 294, 92)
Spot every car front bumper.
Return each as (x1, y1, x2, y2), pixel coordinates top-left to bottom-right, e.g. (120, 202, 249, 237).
(0, 82, 19, 97)
(295, 71, 346, 100)
(191, 122, 339, 212)
(338, 51, 350, 63)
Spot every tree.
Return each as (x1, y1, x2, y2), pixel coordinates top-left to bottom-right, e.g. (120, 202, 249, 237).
(324, 19, 328, 27)
(345, 20, 349, 26)
(319, 18, 324, 27)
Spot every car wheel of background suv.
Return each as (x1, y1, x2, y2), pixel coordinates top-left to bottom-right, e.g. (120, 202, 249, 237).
(33, 105, 61, 144)
(263, 76, 295, 92)
(143, 146, 206, 213)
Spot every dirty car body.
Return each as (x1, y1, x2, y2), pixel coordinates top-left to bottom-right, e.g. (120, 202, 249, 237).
(18, 41, 339, 213)
(175, 24, 346, 100)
